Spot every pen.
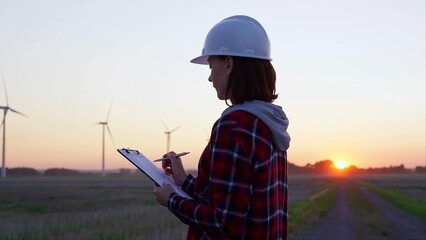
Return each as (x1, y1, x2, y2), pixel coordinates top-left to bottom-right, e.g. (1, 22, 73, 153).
(153, 152, 190, 162)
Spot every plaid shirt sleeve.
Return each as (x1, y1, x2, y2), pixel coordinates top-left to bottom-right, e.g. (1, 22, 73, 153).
(181, 174, 196, 198)
(167, 111, 288, 239)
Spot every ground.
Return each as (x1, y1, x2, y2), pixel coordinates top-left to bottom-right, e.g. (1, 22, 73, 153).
(291, 178, 426, 240)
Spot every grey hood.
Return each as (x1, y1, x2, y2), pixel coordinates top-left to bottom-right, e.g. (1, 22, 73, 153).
(221, 100, 290, 151)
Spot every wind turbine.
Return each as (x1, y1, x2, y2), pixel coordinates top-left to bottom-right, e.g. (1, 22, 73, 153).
(96, 103, 115, 177)
(161, 121, 181, 152)
(1, 74, 27, 178)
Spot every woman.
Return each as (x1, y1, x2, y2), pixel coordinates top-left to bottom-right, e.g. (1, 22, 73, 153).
(154, 15, 290, 240)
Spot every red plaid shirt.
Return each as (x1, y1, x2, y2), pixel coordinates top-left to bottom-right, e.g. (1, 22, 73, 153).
(168, 110, 288, 240)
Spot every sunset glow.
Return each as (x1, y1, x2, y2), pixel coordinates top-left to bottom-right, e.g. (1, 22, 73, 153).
(0, 1, 424, 172)
(334, 160, 348, 170)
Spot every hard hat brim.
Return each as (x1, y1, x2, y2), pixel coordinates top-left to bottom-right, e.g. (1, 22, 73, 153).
(190, 54, 272, 65)
(190, 55, 209, 65)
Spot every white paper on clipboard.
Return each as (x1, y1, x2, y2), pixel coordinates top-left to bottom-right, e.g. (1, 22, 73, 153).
(117, 148, 192, 199)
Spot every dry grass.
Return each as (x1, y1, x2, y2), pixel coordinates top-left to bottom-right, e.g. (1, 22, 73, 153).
(6, 174, 420, 239)
(0, 174, 327, 239)
(0, 175, 187, 240)
(353, 174, 426, 201)
(288, 174, 331, 204)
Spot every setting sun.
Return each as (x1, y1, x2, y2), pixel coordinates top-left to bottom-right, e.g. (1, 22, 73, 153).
(334, 160, 348, 170)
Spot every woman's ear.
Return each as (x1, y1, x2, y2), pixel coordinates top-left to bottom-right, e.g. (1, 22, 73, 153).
(225, 56, 233, 75)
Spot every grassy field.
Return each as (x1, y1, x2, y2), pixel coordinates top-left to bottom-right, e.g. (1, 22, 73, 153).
(287, 178, 337, 236)
(1, 173, 424, 239)
(355, 174, 426, 222)
(0, 175, 187, 240)
(354, 174, 426, 202)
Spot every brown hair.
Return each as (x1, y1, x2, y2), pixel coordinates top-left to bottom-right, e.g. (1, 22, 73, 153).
(223, 56, 278, 105)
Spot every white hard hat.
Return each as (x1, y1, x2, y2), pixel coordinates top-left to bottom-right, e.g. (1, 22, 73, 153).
(191, 15, 272, 65)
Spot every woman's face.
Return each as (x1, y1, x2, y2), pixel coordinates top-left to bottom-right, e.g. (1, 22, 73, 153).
(207, 56, 232, 100)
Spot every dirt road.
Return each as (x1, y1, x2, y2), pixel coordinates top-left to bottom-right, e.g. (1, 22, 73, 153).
(291, 178, 426, 240)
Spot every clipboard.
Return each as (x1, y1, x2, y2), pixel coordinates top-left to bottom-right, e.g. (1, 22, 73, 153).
(117, 148, 192, 199)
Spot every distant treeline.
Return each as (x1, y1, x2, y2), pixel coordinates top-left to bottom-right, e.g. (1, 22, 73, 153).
(288, 159, 426, 174)
(4, 167, 145, 177)
(4, 161, 426, 177)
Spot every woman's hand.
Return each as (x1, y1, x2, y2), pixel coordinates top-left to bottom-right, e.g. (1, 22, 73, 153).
(161, 151, 188, 186)
(153, 183, 175, 207)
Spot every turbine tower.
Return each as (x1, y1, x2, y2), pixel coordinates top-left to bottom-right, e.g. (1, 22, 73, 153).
(162, 121, 181, 152)
(1, 74, 27, 178)
(96, 103, 115, 177)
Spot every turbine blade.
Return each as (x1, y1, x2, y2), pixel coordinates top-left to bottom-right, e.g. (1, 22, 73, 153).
(106, 100, 113, 121)
(161, 120, 169, 132)
(106, 124, 116, 147)
(170, 125, 181, 133)
(2, 73, 9, 106)
(9, 108, 27, 118)
(1, 116, 4, 129)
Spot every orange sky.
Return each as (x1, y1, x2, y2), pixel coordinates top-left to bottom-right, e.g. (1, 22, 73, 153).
(1, 0, 425, 172)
